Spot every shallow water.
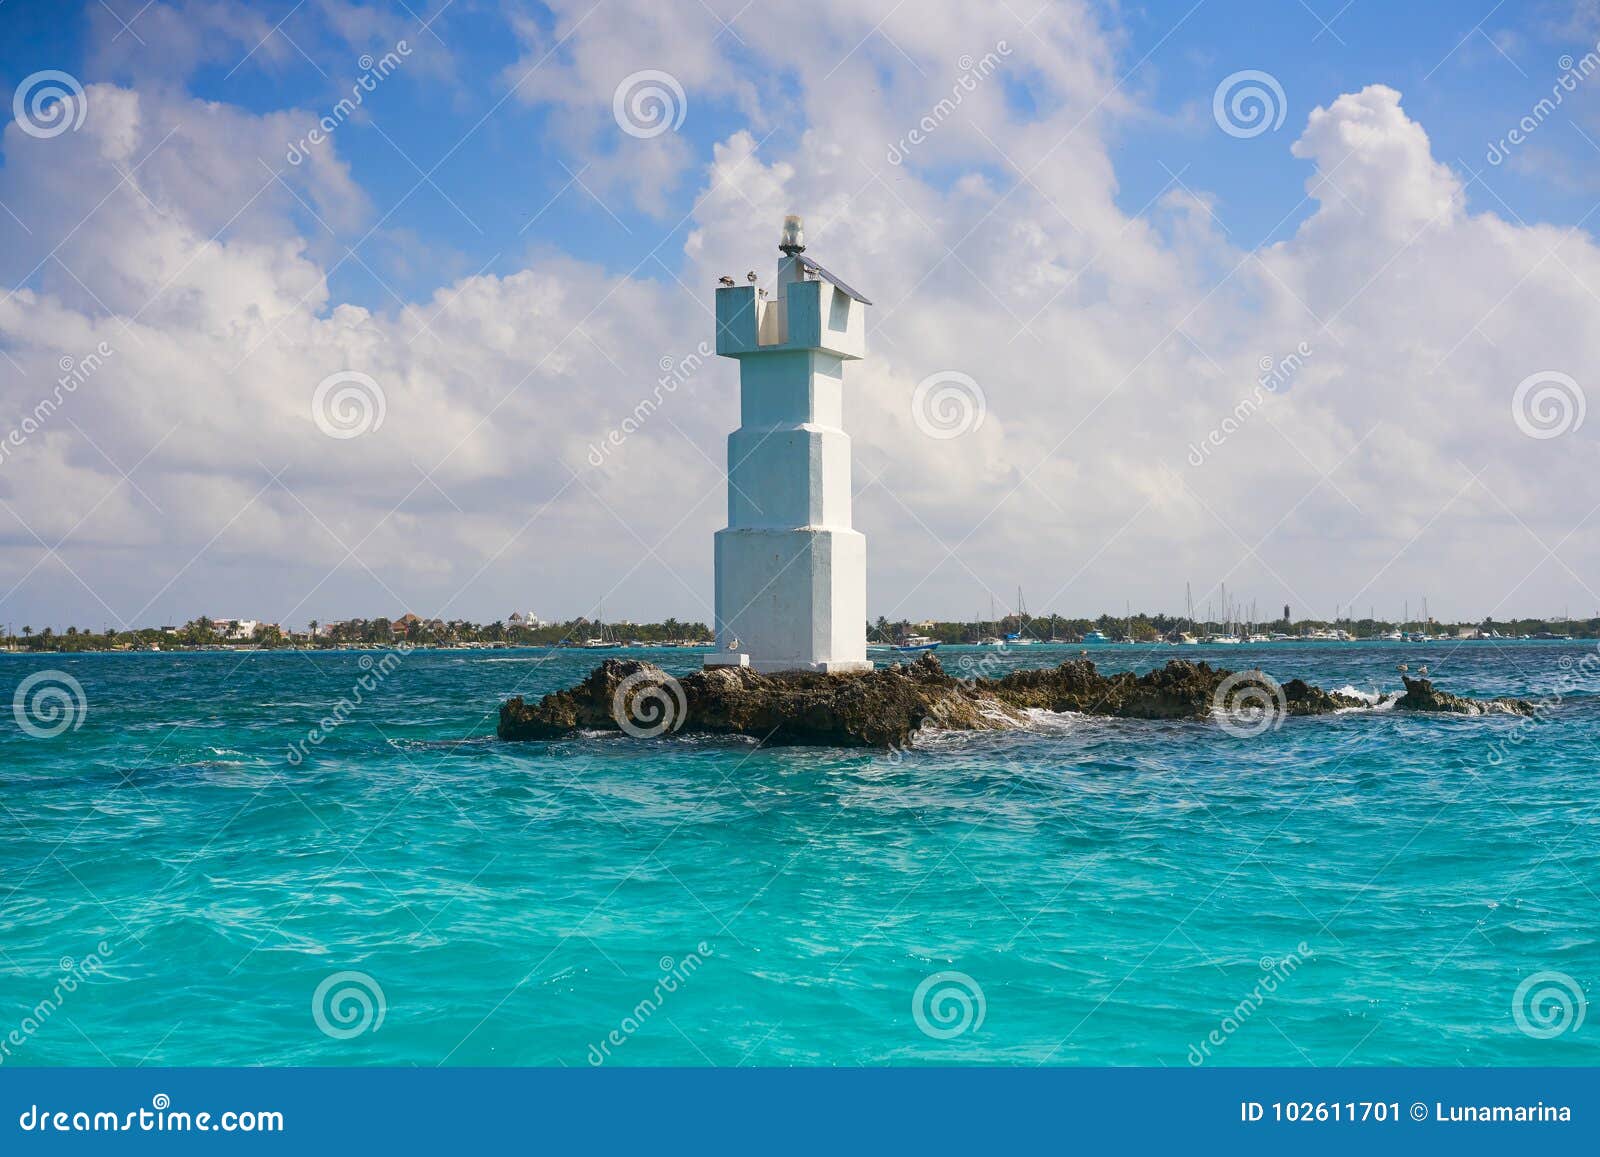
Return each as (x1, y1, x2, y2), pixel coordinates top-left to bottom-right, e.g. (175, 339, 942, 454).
(1, 641, 1596, 1066)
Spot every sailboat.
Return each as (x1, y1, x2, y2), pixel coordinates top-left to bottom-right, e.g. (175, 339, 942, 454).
(1177, 582, 1199, 643)
(581, 603, 623, 649)
(979, 594, 1004, 646)
(1005, 587, 1037, 644)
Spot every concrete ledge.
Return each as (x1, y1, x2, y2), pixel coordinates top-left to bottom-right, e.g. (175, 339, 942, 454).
(748, 658, 873, 674)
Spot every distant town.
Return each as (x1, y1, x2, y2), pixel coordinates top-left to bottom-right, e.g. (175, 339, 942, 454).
(0, 610, 1593, 653)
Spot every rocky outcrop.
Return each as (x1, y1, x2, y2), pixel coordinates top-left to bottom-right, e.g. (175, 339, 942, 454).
(497, 655, 1018, 747)
(971, 659, 1370, 718)
(1396, 674, 1532, 716)
(497, 655, 1533, 747)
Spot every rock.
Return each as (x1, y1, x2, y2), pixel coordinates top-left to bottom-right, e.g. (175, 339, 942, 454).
(496, 655, 1533, 747)
(1395, 675, 1533, 716)
(975, 659, 1367, 718)
(498, 653, 1017, 747)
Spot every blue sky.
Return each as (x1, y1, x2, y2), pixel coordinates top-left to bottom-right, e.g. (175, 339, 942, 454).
(7, 0, 1595, 307)
(1, 0, 1598, 628)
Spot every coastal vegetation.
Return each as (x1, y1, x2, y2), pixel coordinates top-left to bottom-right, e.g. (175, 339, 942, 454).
(0, 616, 712, 653)
(871, 613, 1600, 644)
(0, 612, 1593, 653)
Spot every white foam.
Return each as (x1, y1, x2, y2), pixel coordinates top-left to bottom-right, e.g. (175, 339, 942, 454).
(1331, 685, 1400, 712)
(1020, 708, 1086, 734)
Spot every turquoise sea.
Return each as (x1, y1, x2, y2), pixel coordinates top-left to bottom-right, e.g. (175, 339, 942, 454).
(1, 642, 1596, 1067)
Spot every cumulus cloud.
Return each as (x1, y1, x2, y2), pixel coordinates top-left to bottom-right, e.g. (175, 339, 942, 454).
(1, 4, 1597, 630)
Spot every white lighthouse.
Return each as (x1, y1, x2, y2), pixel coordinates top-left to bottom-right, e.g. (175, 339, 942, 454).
(705, 216, 873, 674)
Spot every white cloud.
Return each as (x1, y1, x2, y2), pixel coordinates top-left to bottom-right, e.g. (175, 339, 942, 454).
(2, 7, 1599, 630)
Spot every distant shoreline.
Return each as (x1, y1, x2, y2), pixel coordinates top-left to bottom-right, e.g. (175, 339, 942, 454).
(0, 636, 1589, 657)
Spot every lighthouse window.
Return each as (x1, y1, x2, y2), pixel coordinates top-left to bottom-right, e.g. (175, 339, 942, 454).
(828, 285, 850, 331)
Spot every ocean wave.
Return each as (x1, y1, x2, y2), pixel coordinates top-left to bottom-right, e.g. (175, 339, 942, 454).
(1332, 685, 1400, 712)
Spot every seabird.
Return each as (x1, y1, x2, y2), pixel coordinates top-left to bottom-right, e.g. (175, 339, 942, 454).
(746, 271, 758, 282)
(718, 275, 736, 287)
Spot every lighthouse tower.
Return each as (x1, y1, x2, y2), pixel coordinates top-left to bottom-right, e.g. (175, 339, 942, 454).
(705, 216, 873, 674)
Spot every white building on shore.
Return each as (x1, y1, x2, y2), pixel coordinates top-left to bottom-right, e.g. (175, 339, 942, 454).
(213, 618, 261, 640)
